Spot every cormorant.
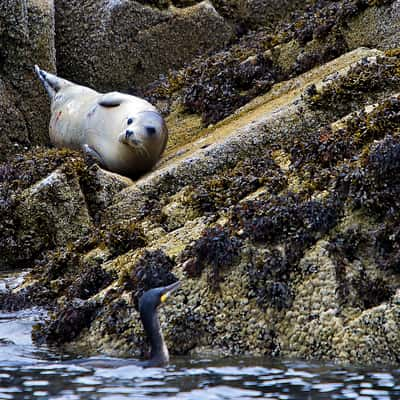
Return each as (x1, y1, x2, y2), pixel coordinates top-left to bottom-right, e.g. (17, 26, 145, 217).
(138, 280, 180, 367)
(71, 280, 180, 368)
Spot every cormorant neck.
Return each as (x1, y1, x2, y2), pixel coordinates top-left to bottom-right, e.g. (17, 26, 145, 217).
(140, 307, 169, 366)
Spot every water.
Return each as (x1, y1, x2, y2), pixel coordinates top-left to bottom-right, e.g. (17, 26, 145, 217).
(1, 272, 400, 399)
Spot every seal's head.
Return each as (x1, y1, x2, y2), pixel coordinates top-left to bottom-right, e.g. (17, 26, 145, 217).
(118, 111, 168, 160)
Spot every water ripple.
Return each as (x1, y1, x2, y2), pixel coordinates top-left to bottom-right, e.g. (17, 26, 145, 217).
(1, 305, 400, 399)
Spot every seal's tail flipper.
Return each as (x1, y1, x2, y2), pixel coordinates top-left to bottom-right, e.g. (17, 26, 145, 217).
(34, 65, 72, 99)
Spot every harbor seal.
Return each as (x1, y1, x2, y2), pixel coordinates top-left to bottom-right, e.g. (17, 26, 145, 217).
(34, 65, 168, 177)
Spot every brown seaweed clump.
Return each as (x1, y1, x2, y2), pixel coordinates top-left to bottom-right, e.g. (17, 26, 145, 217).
(229, 193, 340, 307)
(144, 0, 395, 128)
(348, 134, 400, 218)
(182, 225, 241, 290)
(182, 53, 278, 125)
(304, 55, 400, 118)
(33, 299, 100, 346)
(327, 226, 396, 313)
(102, 221, 147, 258)
(183, 155, 287, 214)
(121, 249, 178, 309)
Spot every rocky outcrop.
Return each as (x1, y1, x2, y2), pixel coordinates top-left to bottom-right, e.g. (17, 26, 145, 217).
(54, 0, 234, 92)
(0, 0, 56, 161)
(212, 0, 319, 31)
(0, 149, 132, 269)
(344, 0, 400, 50)
(146, 0, 400, 130)
(4, 47, 400, 365)
(2, 0, 400, 366)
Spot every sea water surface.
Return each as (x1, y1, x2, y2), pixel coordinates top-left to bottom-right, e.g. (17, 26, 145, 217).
(1, 271, 400, 400)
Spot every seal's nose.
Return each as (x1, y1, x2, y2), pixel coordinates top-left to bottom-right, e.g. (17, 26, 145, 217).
(125, 130, 134, 139)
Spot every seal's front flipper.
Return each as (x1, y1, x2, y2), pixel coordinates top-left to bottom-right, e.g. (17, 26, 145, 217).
(98, 92, 128, 107)
(34, 65, 73, 99)
(82, 144, 106, 167)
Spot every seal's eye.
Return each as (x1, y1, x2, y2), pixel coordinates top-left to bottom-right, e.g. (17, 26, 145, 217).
(127, 118, 134, 125)
(146, 126, 157, 136)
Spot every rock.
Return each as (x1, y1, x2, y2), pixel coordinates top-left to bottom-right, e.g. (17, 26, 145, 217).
(146, 0, 399, 129)
(0, 147, 135, 270)
(336, 304, 400, 364)
(54, 0, 234, 92)
(0, 0, 56, 160)
(4, 0, 400, 367)
(214, 0, 317, 31)
(161, 187, 204, 231)
(344, 1, 400, 50)
(136, 48, 383, 198)
(26, 47, 400, 365)
(80, 165, 133, 223)
(15, 169, 93, 259)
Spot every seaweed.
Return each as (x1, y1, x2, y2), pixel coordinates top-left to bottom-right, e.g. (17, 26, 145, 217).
(121, 249, 178, 309)
(348, 134, 400, 218)
(247, 248, 293, 310)
(33, 300, 100, 345)
(183, 155, 287, 214)
(304, 56, 400, 117)
(103, 221, 147, 258)
(182, 225, 241, 290)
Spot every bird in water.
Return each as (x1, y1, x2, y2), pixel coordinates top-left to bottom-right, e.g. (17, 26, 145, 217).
(72, 281, 180, 368)
(138, 280, 180, 367)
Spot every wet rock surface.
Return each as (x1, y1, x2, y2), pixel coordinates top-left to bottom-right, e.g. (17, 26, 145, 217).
(1, 0, 400, 365)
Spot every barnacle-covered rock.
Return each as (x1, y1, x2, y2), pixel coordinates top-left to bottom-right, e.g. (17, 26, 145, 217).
(146, 0, 399, 130)
(0, 148, 131, 270)
(3, 1, 400, 367)
(344, 0, 400, 50)
(20, 47, 400, 364)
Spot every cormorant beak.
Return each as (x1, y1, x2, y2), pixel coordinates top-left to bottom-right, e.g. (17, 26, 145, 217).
(160, 281, 180, 304)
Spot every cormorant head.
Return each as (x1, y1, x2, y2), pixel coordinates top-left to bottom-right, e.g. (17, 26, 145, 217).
(139, 281, 180, 315)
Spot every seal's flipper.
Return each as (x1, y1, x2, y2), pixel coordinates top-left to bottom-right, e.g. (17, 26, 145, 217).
(82, 144, 106, 167)
(34, 65, 73, 99)
(98, 92, 128, 107)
